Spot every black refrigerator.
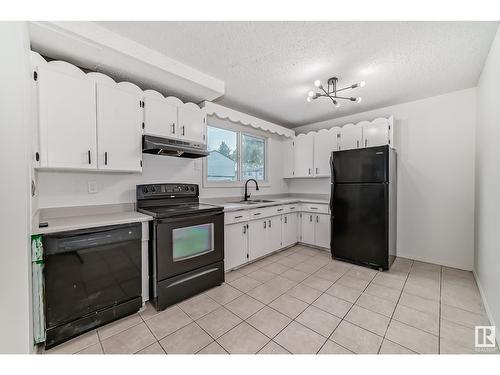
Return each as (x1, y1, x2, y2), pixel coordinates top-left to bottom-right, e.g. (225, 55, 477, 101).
(330, 145, 397, 270)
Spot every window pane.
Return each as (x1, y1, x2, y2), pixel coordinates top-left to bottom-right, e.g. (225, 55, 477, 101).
(242, 134, 265, 181)
(207, 126, 238, 181)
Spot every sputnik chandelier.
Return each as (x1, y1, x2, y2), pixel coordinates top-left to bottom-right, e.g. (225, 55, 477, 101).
(306, 77, 365, 108)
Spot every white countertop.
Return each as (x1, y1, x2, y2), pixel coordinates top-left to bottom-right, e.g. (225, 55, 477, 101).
(202, 196, 329, 213)
(33, 211, 153, 235)
(32, 195, 328, 234)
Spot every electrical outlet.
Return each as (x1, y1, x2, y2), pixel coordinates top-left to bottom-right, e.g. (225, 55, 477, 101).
(87, 181, 98, 194)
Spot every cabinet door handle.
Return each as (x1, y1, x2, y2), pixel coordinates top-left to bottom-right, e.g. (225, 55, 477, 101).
(357, 140, 360, 148)
(316, 215, 319, 223)
(308, 168, 311, 175)
(365, 139, 368, 147)
(310, 207, 318, 210)
(264, 221, 267, 229)
(182, 126, 185, 136)
(104, 152, 108, 166)
(253, 212, 261, 216)
(284, 216, 287, 224)
(268, 220, 271, 228)
(235, 215, 243, 219)
(277, 208, 283, 212)
(310, 215, 313, 222)
(88, 150, 91, 165)
(243, 225, 246, 234)
(316, 167, 318, 174)
(172, 123, 176, 134)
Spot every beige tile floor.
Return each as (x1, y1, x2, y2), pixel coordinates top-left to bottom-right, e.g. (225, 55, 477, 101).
(43, 245, 499, 355)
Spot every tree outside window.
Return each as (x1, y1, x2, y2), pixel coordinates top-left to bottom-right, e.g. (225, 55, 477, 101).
(206, 125, 267, 183)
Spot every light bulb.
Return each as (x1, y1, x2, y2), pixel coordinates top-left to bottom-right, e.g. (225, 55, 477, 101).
(314, 80, 322, 88)
(308, 90, 315, 98)
(359, 81, 366, 87)
(306, 97, 312, 103)
(356, 97, 362, 103)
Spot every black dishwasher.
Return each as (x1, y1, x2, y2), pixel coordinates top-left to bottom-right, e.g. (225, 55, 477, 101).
(43, 223, 142, 349)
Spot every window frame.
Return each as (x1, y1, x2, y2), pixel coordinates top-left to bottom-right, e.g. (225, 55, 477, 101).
(202, 123, 270, 188)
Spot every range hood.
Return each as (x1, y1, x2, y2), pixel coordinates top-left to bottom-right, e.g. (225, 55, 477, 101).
(142, 135, 209, 159)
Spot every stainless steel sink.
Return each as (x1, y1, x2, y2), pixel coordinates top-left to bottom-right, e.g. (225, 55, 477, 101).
(228, 199, 275, 205)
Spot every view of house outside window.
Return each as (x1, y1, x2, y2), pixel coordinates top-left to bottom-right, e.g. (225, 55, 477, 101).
(206, 125, 266, 182)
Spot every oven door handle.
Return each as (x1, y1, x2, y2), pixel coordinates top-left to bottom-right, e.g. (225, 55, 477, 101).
(156, 210, 223, 224)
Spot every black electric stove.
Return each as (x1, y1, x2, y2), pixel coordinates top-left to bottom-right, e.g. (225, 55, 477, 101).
(137, 183, 225, 311)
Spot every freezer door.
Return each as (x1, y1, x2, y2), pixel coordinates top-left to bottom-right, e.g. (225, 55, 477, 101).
(331, 145, 389, 183)
(331, 183, 389, 269)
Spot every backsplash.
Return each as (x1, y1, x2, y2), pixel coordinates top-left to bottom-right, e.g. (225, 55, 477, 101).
(35, 137, 289, 209)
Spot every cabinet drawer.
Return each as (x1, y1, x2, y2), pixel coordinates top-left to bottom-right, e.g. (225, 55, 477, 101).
(284, 204, 300, 213)
(225, 210, 250, 225)
(301, 203, 329, 214)
(249, 206, 278, 220)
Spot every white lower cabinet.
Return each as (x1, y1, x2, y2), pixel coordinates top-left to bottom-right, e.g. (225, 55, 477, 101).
(300, 212, 316, 245)
(266, 216, 283, 254)
(315, 213, 331, 249)
(300, 212, 331, 249)
(282, 212, 298, 248)
(224, 204, 330, 271)
(224, 222, 249, 271)
(248, 219, 267, 261)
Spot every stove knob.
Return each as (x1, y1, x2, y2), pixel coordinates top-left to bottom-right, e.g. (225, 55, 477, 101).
(190, 186, 195, 192)
(185, 186, 189, 191)
(151, 186, 156, 192)
(142, 187, 148, 194)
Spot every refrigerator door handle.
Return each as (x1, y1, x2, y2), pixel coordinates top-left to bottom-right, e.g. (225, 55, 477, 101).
(329, 154, 335, 210)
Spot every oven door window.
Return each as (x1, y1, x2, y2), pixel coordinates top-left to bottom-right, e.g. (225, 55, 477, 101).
(172, 223, 214, 261)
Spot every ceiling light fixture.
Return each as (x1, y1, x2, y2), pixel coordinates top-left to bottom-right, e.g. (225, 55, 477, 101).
(307, 77, 365, 108)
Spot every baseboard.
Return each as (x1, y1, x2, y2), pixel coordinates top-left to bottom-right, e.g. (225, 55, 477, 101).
(472, 268, 500, 349)
(396, 251, 473, 271)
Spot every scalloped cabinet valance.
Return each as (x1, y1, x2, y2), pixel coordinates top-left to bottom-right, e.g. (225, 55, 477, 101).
(201, 101, 295, 138)
(31, 52, 207, 172)
(284, 116, 394, 178)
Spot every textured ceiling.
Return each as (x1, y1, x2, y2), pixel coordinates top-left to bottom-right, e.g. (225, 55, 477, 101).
(96, 21, 498, 128)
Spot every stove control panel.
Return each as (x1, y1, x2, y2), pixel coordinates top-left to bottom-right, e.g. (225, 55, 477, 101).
(137, 183, 198, 199)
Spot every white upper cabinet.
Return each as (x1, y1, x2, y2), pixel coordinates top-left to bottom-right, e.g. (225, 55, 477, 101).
(93, 77, 143, 172)
(339, 123, 363, 150)
(143, 90, 181, 139)
(177, 102, 207, 144)
(294, 133, 315, 177)
(283, 138, 295, 177)
(313, 128, 339, 176)
(361, 118, 391, 148)
(36, 63, 97, 170)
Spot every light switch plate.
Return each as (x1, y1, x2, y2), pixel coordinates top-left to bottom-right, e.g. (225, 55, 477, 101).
(87, 181, 98, 194)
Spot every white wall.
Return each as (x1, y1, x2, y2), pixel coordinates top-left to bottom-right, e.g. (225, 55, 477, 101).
(475, 25, 500, 338)
(291, 88, 476, 270)
(0, 22, 34, 354)
(36, 117, 288, 209)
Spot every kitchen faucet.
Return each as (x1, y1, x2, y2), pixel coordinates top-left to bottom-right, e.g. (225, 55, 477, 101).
(244, 179, 259, 201)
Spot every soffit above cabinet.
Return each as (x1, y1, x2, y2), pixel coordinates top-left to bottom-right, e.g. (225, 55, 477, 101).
(202, 101, 295, 138)
(28, 21, 225, 103)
